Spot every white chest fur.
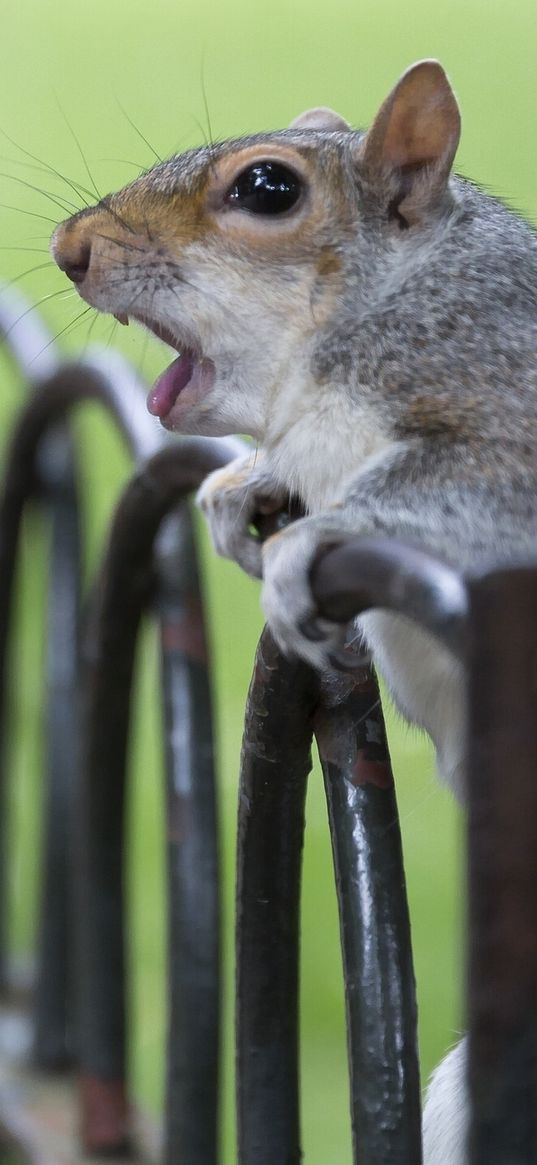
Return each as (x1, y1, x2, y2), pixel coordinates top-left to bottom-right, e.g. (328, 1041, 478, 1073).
(265, 376, 390, 514)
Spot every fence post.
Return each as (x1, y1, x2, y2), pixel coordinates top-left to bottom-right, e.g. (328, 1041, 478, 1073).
(76, 443, 235, 1156)
(33, 426, 81, 1069)
(236, 628, 318, 1165)
(155, 510, 220, 1165)
(0, 406, 81, 1073)
(467, 566, 537, 1164)
(315, 664, 422, 1164)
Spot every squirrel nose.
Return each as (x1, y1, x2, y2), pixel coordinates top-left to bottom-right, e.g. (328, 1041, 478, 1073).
(51, 221, 92, 284)
(57, 240, 92, 285)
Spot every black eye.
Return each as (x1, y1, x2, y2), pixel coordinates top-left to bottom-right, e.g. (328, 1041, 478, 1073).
(226, 161, 302, 215)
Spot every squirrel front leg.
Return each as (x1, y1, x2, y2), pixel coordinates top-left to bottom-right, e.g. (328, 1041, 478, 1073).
(259, 436, 486, 671)
(260, 441, 473, 795)
(197, 451, 289, 579)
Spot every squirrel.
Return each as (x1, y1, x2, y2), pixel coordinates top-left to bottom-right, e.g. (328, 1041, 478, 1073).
(50, 59, 537, 1164)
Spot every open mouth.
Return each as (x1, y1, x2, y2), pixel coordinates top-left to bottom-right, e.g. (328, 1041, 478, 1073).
(115, 313, 216, 425)
(146, 349, 198, 419)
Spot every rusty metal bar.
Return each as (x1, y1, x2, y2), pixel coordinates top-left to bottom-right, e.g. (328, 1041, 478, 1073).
(33, 427, 81, 1069)
(78, 440, 235, 1157)
(0, 347, 241, 1159)
(309, 534, 537, 1160)
(236, 628, 318, 1165)
(236, 627, 421, 1165)
(315, 665, 422, 1164)
(0, 354, 158, 1054)
(0, 412, 81, 1073)
(0, 414, 36, 994)
(466, 566, 537, 1165)
(0, 289, 67, 1006)
(155, 511, 219, 1165)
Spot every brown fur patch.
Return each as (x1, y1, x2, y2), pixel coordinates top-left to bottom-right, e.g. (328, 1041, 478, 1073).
(316, 250, 342, 277)
(112, 179, 212, 248)
(396, 393, 481, 440)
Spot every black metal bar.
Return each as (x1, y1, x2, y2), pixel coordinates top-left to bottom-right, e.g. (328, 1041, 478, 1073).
(77, 441, 235, 1154)
(311, 536, 468, 656)
(0, 285, 165, 458)
(0, 354, 239, 1154)
(0, 355, 159, 1036)
(236, 628, 319, 1165)
(0, 419, 35, 993)
(315, 665, 422, 1164)
(0, 360, 162, 467)
(155, 511, 219, 1165)
(33, 426, 81, 1069)
(0, 294, 64, 997)
(0, 413, 80, 1040)
(467, 566, 537, 1165)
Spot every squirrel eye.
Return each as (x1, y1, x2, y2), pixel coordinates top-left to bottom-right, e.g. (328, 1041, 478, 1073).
(225, 161, 302, 215)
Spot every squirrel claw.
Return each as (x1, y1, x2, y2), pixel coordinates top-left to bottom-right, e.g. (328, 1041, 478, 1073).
(328, 645, 371, 672)
(298, 615, 328, 642)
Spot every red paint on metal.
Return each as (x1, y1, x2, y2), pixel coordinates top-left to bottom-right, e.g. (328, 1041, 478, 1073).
(351, 752, 394, 789)
(161, 593, 208, 663)
(79, 1073, 130, 1155)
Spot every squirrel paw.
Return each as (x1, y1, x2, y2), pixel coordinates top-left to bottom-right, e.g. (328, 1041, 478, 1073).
(261, 516, 352, 670)
(197, 454, 286, 579)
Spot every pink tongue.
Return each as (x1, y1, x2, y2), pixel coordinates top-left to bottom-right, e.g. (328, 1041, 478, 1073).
(147, 355, 194, 418)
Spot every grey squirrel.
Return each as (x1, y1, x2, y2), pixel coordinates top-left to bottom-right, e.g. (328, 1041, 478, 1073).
(51, 59, 537, 1163)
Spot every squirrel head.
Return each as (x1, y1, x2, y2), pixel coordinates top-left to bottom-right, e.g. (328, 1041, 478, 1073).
(51, 60, 460, 438)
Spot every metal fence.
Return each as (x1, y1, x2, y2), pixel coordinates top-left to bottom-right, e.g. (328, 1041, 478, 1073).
(0, 286, 535, 1165)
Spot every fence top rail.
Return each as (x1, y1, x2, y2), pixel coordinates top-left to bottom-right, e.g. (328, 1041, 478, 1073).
(2, 349, 246, 473)
(310, 535, 469, 657)
(0, 282, 247, 467)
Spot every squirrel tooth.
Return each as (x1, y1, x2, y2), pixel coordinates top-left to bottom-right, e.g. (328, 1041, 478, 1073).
(113, 313, 129, 326)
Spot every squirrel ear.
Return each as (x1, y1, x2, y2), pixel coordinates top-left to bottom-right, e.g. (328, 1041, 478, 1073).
(290, 107, 350, 132)
(361, 60, 461, 223)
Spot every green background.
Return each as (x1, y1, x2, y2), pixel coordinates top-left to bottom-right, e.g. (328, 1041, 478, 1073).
(1, 0, 535, 1158)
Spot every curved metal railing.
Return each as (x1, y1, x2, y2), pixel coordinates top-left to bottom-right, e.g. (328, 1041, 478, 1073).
(0, 285, 534, 1165)
(310, 541, 537, 1163)
(0, 288, 240, 1163)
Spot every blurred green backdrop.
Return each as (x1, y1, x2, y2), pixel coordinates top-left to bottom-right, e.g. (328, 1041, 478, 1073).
(2, 0, 536, 1159)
